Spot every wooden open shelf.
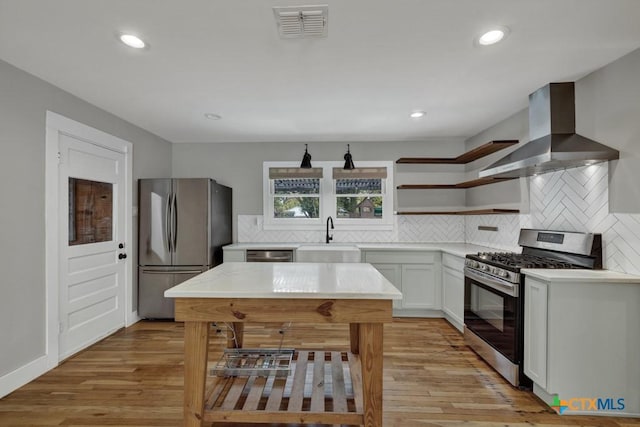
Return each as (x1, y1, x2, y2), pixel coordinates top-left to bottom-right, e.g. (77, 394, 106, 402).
(396, 209, 520, 215)
(396, 140, 518, 164)
(203, 350, 364, 425)
(397, 176, 515, 190)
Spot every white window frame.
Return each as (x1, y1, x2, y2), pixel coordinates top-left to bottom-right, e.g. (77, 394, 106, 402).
(263, 161, 394, 231)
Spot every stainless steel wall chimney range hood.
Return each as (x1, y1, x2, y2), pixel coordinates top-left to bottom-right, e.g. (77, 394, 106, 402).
(480, 82, 619, 179)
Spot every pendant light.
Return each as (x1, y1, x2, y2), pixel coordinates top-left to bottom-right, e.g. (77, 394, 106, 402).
(343, 144, 355, 170)
(300, 144, 312, 168)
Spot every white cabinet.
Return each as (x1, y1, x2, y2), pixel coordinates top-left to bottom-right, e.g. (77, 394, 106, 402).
(523, 277, 547, 388)
(523, 275, 640, 416)
(223, 247, 246, 262)
(371, 264, 402, 309)
(365, 250, 441, 317)
(402, 264, 440, 310)
(441, 253, 465, 332)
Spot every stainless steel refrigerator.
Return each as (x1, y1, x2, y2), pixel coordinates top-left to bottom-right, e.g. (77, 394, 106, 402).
(138, 178, 232, 319)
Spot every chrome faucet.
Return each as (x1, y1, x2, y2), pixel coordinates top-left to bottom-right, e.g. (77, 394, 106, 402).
(326, 216, 334, 244)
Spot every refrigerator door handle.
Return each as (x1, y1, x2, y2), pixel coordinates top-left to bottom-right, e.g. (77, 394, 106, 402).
(164, 193, 173, 252)
(172, 193, 178, 253)
(165, 193, 172, 253)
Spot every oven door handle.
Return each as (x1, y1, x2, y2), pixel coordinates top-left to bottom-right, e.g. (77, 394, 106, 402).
(464, 267, 519, 297)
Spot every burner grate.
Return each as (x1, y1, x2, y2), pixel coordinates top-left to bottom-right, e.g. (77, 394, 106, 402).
(474, 252, 582, 269)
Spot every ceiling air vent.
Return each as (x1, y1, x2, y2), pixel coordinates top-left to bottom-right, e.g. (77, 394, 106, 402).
(273, 5, 328, 39)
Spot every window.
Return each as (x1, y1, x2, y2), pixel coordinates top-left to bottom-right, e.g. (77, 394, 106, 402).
(263, 161, 393, 230)
(265, 166, 324, 227)
(273, 177, 320, 218)
(333, 167, 387, 221)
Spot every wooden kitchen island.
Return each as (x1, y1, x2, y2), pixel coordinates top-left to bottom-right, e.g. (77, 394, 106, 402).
(165, 262, 402, 427)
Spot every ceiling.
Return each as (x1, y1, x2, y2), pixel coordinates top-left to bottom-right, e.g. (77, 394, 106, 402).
(1, 0, 640, 144)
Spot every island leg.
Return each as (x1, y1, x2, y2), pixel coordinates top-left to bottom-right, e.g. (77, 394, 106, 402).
(184, 321, 209, 427)
(359, 322, 383, 427)
(349, 323, 360, 354)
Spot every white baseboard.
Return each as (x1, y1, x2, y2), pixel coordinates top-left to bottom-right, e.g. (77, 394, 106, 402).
(0, 355, 49, 399)
(443, 312, 464, 333)
(126, 310, 141, 327)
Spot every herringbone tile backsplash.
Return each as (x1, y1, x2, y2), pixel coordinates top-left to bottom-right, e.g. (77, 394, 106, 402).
(530, 164, 609, 232)
(237, 215, 465, 243)
(527, 163, 640, 275)
(464, 215, 532, 251)
(238, 163, 640, 275)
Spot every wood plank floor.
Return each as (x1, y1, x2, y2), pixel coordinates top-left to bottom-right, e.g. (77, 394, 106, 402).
(0, 318, 638, 426)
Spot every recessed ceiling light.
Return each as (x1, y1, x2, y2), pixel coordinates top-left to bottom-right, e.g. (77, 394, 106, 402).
(477, 27, 509, 46)
(410, 111, 426, 119)
(204, 113, 222, 120)
(119, 34, 146, 49)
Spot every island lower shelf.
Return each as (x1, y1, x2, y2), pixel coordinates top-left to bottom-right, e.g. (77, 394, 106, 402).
(204, 349, 364, 424)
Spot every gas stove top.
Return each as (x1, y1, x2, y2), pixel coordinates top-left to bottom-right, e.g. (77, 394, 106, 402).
(464, 229, 603, 285)
(464, 251, 581, 285)
(469, 252, 581, 270)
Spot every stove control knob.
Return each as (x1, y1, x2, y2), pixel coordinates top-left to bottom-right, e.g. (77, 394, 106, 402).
(499, 270, 509, 278)
(481, 264, 489, 271)
(471, 261, 479, 268)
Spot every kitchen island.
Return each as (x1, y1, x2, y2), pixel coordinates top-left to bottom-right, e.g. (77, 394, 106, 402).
(165, 262, 402, 427)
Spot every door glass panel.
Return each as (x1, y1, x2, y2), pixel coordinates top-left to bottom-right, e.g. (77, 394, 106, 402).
(69, 178, 113, 245)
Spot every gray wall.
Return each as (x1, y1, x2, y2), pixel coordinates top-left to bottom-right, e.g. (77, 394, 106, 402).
(576, 48, 640, 213)
(172, 140, 464, 239)
(464, 109, 529, 211)
(463, 47, 640, 214)
(0, 59, 172, 377)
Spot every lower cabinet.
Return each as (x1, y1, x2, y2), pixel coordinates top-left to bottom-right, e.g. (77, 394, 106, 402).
(523, 276, 640, 415)
(401, 264, 440, 310)
(365, 251, 441, 317)
(442, 266, 464, 332)
(223, 248, 246, 262)
(523, 277, 548, 388)
(370, 264, 402, 309)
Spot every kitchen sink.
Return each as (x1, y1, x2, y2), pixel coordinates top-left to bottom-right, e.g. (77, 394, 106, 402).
(295, 244, 361, 263)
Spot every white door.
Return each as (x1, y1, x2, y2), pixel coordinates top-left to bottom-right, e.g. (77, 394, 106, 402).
(56, 125, 128, 360)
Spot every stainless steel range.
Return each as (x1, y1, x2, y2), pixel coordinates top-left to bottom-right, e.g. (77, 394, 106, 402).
(463, 229, 602, 388)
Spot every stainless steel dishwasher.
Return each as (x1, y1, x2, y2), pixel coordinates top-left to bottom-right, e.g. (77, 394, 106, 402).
(246, 250, 294, 262)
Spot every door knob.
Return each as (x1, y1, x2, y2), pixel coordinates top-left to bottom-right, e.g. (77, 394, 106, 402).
(118, 253, 127, 259)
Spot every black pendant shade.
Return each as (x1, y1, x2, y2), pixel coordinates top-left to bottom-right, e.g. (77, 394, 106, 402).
(300, 144, 312, 168)
(343, 144, 355, 170)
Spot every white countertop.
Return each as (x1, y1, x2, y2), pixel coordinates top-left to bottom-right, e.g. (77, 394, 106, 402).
(164, 262, 404, 299)
(224, 242, 497, 258)
(522, 268, 640, 283)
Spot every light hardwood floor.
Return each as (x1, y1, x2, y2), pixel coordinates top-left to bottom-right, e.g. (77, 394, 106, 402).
(0, 318, 638, 426)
